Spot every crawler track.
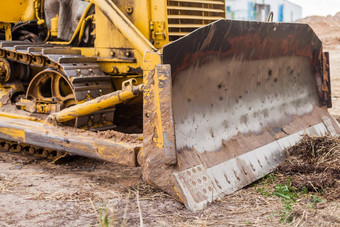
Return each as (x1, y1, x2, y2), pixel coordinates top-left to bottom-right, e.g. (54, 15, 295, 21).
(0, 139, 67, 162)
(0, 41, 119, 162)
(0, 41, 115, 129)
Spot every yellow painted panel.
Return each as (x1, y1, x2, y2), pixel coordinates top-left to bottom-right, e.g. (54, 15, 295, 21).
(0, 0, 30, 23)
(0, 127, 25, 142)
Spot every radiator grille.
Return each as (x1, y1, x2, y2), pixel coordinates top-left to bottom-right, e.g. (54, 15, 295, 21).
(167, 0, 226, 41)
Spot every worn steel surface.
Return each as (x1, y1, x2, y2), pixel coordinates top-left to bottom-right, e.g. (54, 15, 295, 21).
(172, 122, 331, 210)
(163, 19, 331, 156)
(141, 52, 177, 193)
(0, 115, 141, 166)
(140, 20, 339, 210)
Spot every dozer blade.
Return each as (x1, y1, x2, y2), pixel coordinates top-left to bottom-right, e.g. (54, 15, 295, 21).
(141, 20, 340, 211)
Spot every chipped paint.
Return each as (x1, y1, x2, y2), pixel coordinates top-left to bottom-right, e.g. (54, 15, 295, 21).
(0, 127, 25, 142)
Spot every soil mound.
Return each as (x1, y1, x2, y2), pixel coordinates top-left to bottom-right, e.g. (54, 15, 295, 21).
(277, 135, 340, 200)
(297, 13, 340, 46)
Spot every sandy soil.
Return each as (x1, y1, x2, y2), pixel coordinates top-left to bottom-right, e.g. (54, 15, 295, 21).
(1, 15, 340, 226)
(0, 152, 339, 227)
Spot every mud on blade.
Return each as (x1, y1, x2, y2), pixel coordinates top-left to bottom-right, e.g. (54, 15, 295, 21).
(142, 20, 340, 210)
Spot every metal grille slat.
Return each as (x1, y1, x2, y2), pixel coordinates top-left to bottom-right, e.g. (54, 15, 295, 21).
(168, 0, 225, 5)
(167, 0, 225, 41)
(168, 32, 191, 36)
(168, 24, 203, 28)
(168, 15, 224, 20)
(167, 6, 225, 13)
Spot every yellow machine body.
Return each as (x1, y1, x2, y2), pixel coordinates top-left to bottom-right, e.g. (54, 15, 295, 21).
(0, 0, 338, 211)
(0, 0, 36, 23)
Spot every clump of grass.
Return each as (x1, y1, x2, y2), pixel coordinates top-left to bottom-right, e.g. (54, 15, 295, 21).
(277, 135, 340, 200)
(89, 190, 144, 227)
(90, 200, 116, 227)
(254, 174, 325, 223)
(98, 205, 116, 227)
(285, 135, 340, 165)
(272, 178, 299, 223)
(307, 195, 323, 208)
(254, 173, 276, 197)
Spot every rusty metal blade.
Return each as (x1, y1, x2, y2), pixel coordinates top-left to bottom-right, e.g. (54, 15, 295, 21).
(141, 20, 340, 210)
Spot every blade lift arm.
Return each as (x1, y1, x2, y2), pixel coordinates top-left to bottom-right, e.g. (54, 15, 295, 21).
(47, 79, 143, 125)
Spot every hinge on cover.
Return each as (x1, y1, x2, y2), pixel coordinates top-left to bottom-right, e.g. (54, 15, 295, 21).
(150, 21, 166, 48)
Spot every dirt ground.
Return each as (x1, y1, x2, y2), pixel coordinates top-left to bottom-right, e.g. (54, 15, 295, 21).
(0, 152, 339, 227)
(1, 15, 340, 227)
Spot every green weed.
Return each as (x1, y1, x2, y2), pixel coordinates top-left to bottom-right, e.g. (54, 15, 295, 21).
(301, 186, 308, 195)
(254, 173, 276, 196)
(308, 195, 323, 208)
(97, 205, 115, 227)
(90, 200, 117, 227)
(254, 175, 320, 223)
(272, 178, 298, 223)
(245, 221, 252, 225)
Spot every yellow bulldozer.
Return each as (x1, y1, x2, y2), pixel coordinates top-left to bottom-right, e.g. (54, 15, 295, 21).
(0, 0, 338, 210)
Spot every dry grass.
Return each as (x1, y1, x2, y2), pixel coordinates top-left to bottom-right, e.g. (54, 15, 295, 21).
(285, 135, 340, 165)
(278, 135, 340, 200)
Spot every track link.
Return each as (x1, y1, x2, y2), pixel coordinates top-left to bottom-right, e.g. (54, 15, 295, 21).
(0, 139, 67, 162)
(0, 41, 115, 129)
(0, 41, 118, 161)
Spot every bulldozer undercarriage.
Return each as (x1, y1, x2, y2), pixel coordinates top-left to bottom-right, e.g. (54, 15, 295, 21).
(0, 41, 116, 130)
(0, 41, 142, 166)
